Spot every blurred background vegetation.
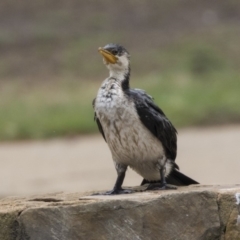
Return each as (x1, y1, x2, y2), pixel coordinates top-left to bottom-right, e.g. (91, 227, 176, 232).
(0, 0, 240, 141)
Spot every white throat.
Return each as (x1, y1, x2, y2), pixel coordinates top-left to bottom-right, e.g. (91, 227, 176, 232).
(107, 54, 130, 81)
(109, 68, 128, 80)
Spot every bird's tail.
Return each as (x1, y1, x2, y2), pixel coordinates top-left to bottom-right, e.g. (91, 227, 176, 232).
(166, 169, 199, 186)
(141, 169, 199, 186)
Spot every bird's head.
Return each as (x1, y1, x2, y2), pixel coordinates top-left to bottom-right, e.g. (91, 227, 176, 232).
(98, 43, 130, 79)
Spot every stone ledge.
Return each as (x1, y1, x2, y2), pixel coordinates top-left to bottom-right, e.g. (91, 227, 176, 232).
(0, 185, 240, 240)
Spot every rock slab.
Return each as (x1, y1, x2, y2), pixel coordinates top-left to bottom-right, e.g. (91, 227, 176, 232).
(0, 185, 240, 240)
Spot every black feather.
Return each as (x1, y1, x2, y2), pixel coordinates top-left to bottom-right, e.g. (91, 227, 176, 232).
(167, 169, 199, 186)
(125, 88, 177, 160)
(141, 169, 199, 186)
(92, 98, 106, 142)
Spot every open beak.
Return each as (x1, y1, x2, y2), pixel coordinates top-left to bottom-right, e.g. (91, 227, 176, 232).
(98, 47, 117, 64)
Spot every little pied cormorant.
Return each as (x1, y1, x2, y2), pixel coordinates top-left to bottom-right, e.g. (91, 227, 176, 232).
(93, 43, 198, 195)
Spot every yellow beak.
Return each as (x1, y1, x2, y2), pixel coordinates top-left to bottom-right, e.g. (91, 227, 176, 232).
(98, 47, 117, 64)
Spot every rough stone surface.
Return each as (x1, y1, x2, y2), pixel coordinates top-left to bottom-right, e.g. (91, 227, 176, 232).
(0, 185, 240, 240)
(217, 187, 240, 240)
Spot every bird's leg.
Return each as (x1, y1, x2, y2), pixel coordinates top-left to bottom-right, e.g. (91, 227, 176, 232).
(159, 167, 167, 189)
(104, 171, 132, 195)
(146, 166, 177, 190)
(92, 164, 134, 195)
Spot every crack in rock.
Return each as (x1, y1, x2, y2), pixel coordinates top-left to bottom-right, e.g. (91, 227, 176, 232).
(28, 198, 63, 203)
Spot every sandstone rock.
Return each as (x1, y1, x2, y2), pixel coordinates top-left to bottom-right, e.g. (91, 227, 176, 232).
(0, 185, 240, 240)
(217, 187, 240, 240)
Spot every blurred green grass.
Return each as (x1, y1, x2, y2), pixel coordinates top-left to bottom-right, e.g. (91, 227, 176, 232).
(0, 66, 239, 141)
(0, 0, 240, 141)
(0, 79, 97, 140)
(137, 70, 240, 127)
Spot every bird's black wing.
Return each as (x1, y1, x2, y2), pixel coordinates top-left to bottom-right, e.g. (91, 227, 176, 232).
(125, 89, 177, 160)
(92, 98, 106, 142)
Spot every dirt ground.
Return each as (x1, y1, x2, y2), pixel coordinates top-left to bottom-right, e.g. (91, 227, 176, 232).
(0, 125, 240, 197)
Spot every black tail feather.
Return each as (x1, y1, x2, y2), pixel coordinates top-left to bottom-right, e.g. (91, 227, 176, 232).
(166, 169, 199, 186)
(141, 169, 199, 186)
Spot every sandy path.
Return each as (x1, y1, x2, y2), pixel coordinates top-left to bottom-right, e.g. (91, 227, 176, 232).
(0, 125, 240, 197)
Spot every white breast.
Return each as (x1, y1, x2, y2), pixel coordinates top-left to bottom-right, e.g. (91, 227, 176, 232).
(95, 79, 170, 181)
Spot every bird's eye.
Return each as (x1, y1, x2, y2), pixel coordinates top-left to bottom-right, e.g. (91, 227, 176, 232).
(111, 50, 118, 55)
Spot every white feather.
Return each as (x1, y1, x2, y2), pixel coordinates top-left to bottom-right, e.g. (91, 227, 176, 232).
(95, 78, 172, 181)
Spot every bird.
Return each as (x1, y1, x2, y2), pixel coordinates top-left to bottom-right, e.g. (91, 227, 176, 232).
(93, 43, 198, 195)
